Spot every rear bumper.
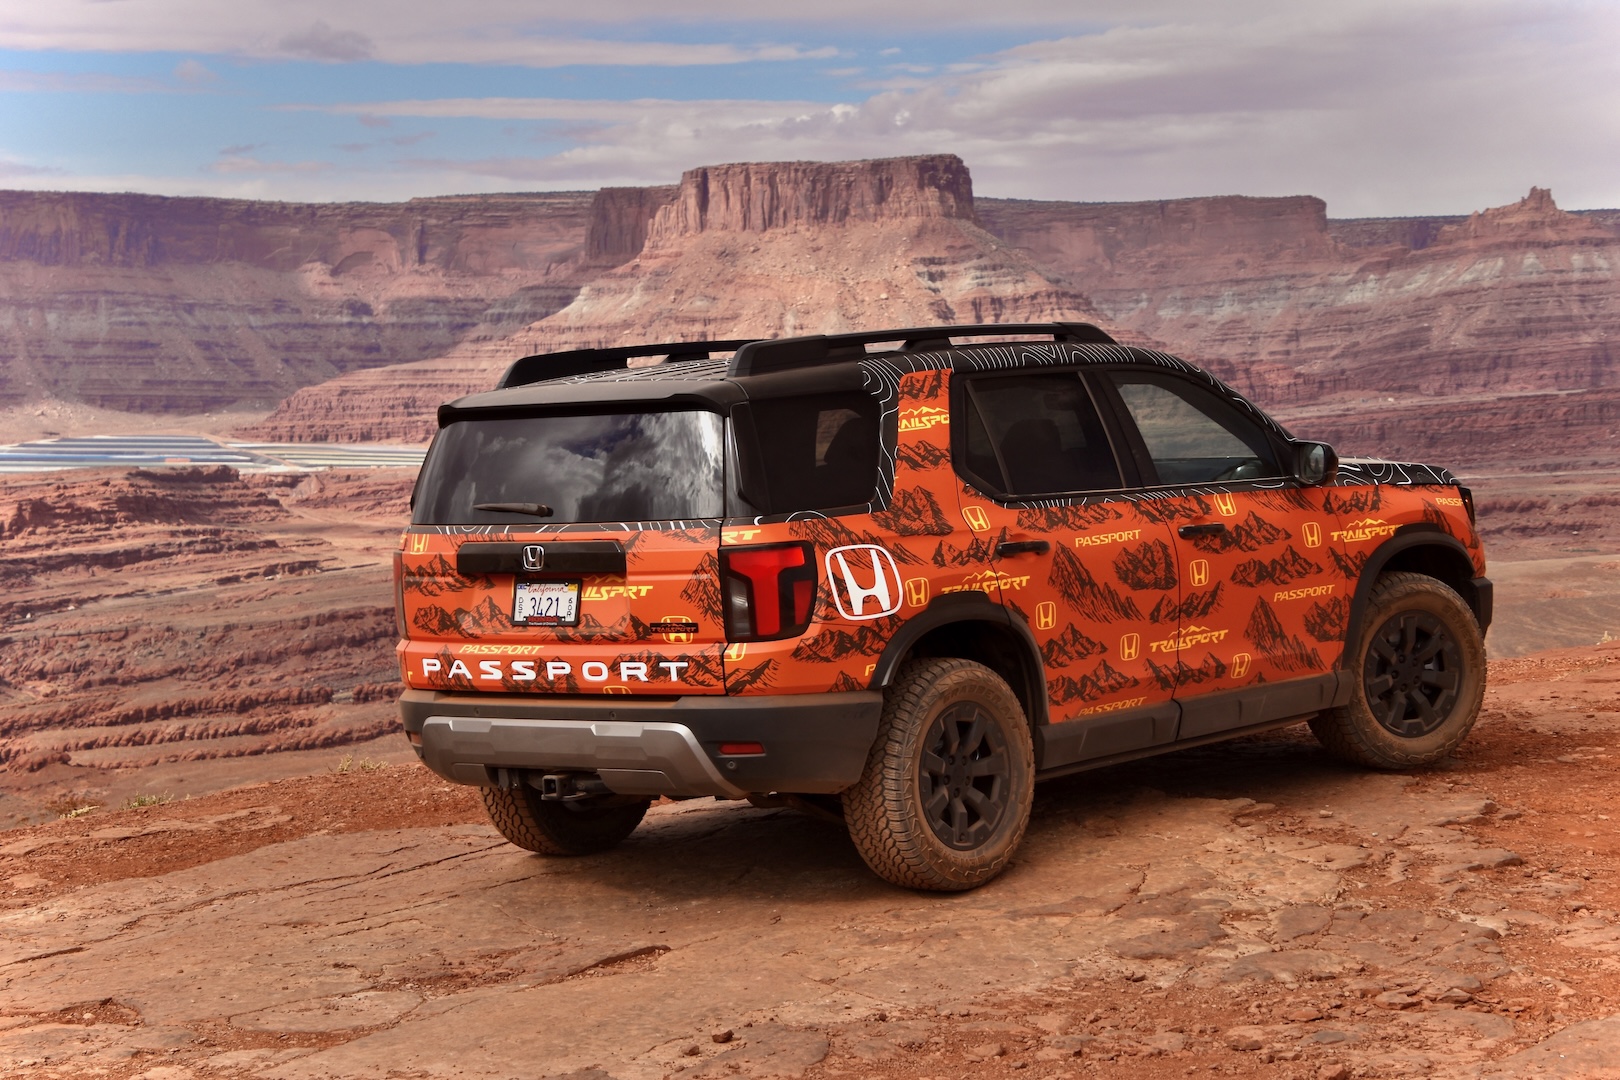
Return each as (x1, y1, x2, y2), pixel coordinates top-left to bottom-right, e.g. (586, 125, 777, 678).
(399, 689, 884, 798)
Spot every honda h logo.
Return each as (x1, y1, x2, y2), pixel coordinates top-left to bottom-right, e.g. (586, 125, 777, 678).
(962, 505, 991, 533)
(905, 576, 930, 608)
(1189, 559, 1210, 587)
(825, 545, 904, 620)
(522, 544, 545, 571)
(1036, 601, 1057, 630)
(1213, 493, 1238, 517)
(1119, 633, 1141, 661)
(1230, 652, 1252, 678)
(1302, 521, 1323, 548)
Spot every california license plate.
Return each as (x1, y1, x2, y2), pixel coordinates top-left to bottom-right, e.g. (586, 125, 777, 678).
(513, 581, 581, 626)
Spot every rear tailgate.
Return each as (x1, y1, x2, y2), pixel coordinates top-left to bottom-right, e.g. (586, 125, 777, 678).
(398, 524, 726, 696)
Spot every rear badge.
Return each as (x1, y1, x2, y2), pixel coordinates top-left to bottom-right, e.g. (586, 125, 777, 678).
(649, 619, 701, 638)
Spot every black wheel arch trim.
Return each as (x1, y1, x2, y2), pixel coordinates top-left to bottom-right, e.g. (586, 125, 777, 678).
(1343, 525, 1490, 670)
(867, 593, 1050, 728)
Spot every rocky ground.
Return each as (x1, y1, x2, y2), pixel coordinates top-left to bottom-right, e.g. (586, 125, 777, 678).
(2, 643, 1620, 1079)
(0, 467, 417, 826)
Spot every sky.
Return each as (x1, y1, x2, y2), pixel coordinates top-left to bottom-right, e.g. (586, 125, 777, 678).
(0, 0, 1616, 217)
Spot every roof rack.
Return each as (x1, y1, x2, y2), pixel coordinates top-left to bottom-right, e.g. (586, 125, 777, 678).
(494, 323, 1118, 387)
(497, 339, 754, 388)
(727, 322, 1115, 378)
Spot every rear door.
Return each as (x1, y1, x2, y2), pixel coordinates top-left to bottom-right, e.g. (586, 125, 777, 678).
(952, 369, 1183, 760)
(398, 407, 728, 696)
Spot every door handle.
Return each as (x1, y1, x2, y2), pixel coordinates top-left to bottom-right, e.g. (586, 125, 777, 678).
(995, 539, 1051, 557)
(1178, 523, 1227, 538)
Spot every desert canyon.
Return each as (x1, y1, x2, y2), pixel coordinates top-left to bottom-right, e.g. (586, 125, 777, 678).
(3, 155, 1620, 1079)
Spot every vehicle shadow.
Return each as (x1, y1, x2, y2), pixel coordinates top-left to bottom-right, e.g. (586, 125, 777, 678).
(488, 723, 1413, 905)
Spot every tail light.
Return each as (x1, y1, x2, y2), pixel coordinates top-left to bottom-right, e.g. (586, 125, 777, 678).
(1457, 485, 1477, 526)
(721, 542, 816, 641)
(392, 550, 409, 640)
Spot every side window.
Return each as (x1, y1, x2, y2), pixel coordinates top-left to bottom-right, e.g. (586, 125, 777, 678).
(958, 373, 1123, 496)
(737, 392, 879, 512)
(1106, 371, 1281, 485)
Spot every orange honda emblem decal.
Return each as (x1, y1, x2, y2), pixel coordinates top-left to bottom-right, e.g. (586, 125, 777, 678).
(1119, 633, 1141, 661)
(602, 685, 632, 695)
(1213, 493, 1238, 517)
(1189, 559, 1210, 587)
(724, 642, 747, 663)
(1302, 521, 1323, 548)
(904, 576, 930, 608)
(1036, 601, 1056, 630)
(962, 505, 991, 533)
(1230, 652, 1252, 678)
(409, 533, 431, 554)
(660, 614, 696, 644)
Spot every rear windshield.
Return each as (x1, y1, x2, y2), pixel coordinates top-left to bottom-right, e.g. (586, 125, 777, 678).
(412, 409, 725, 525)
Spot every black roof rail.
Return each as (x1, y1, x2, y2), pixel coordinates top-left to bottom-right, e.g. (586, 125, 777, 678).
(727, 322, 1115, 378)
(497, 339, 755, 388)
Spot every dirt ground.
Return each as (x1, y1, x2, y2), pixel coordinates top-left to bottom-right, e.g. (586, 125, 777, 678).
(3, 642, 1620, 1080)
(4, 455, 1620, 1078)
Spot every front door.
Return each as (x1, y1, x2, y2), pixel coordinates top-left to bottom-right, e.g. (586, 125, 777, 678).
(1098, 368, 1347, 739)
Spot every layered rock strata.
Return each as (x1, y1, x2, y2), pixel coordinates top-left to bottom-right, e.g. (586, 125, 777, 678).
(0, 190, 597, 411)
(247, 154, 1099, 444)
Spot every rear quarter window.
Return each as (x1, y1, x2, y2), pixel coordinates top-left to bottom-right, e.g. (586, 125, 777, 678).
(733, 392, 880, 514)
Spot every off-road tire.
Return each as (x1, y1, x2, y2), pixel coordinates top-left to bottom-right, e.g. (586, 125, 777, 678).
(1309, 571, 1486, 769)
(481, 786, 650, 855)
(843, 658, 1034, 891)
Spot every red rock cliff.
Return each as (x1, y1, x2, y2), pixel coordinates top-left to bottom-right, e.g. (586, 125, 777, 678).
(0, 190, 597, 411)
(644, 155, 975, 244)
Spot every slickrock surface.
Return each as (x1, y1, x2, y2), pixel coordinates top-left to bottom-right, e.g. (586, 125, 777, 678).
(3, 643, 1620, 1079)
(0, 467, 415, 823)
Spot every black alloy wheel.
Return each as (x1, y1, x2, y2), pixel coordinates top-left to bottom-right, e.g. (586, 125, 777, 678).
(843, 657, 1035, 891)
(1363, 609, 1464, 738)
(1308, 571, 1486, 770)
(919, 700, 1013, 850)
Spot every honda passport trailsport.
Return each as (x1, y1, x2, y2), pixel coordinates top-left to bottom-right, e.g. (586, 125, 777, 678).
(396, 323, 1491, 891)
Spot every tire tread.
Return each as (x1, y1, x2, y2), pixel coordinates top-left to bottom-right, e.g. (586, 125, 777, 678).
(1309, 571, 1485, 769)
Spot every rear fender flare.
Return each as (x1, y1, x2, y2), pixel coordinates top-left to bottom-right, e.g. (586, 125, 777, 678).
(867, 593, 1049, 727)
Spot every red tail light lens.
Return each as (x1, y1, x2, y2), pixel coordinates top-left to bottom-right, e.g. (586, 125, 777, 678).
(721, 542, 816, 641)
(392, 550, 409, 640)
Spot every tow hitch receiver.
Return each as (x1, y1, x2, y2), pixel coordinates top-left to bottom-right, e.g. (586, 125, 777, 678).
(535, 772, 612, 801)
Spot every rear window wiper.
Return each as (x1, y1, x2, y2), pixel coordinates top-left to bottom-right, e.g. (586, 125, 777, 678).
(473, 502, 554, 517)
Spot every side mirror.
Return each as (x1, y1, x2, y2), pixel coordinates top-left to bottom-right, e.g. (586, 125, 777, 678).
(1294, 441, 1338, 486)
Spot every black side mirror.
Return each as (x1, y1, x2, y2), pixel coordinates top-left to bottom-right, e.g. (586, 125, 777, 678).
(1294, 441, 1338, 486)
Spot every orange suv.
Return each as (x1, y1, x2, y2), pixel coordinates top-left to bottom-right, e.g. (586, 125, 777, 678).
(396, 324, 1490, 890)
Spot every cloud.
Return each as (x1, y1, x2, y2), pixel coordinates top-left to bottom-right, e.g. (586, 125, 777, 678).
(218, 143, 265, 156)
(0, 157, 65, 179)
(0, 4, 853, 68)
(172, 59, 216, 83)
(0, 69, 169, 93)
(277, 20, 373, 62)
(296, 96, 830, 124)
(208, 154, 332, 175)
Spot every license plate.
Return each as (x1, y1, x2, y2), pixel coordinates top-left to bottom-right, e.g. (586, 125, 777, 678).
(513, 581, 581, 626)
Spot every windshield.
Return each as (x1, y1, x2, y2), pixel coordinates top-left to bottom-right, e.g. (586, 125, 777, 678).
(412, 409, 726, 525)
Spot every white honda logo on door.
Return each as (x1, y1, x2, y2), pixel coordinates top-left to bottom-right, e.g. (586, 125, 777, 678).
(825, 545, 904, 620)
